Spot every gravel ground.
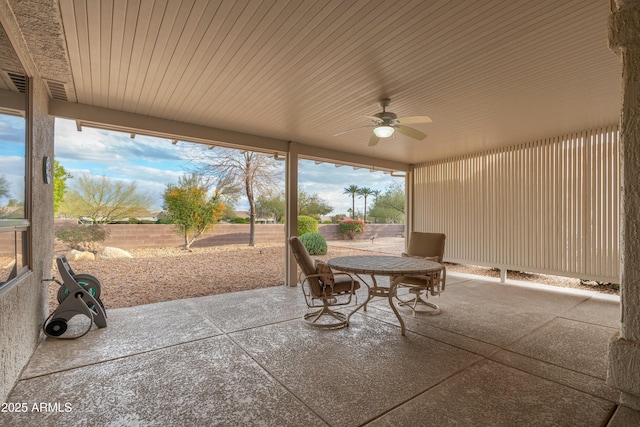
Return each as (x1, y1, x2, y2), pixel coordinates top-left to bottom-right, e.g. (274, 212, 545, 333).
(48, 243, 619, 313)
(48, 244, 367, 313)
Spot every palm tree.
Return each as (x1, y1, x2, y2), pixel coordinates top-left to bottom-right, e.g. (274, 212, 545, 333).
(357, 187, 375, 223)
(343, 185, 359, 219)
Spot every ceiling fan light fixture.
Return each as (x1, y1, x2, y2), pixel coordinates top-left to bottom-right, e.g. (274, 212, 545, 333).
(373, 125, 395, 138)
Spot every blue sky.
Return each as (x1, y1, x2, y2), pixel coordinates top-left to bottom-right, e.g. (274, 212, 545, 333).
(51, 118, 400, 215)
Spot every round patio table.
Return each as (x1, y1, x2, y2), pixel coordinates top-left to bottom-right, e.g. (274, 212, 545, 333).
(328, 255, 442, 336)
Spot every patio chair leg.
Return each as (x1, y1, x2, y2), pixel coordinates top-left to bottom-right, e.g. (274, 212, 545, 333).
(307, 307, 325, 323)
(303, 304, 349, 329)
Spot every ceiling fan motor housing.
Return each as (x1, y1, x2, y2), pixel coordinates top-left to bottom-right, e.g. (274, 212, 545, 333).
(374, 111, 398, 125)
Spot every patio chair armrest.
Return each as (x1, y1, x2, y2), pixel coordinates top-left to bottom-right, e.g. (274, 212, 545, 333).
(300, 272, 338, 296)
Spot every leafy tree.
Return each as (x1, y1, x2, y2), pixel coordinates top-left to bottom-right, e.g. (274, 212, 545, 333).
(343, 184, 359, 219)
(357, 186, 375, 223)
(189, 147, 281, 246)
(53, 161, 72, 214)
(368, 182, 405, 223)
(256, 189, 333, 222)
(0, 175, 8, 200)
(299, 190, 332, 220)
(61, 173, 154, 223)
(2, 199, 23, 218)
(163, 174, 224, 250)
(256, 191, 285, 222)
(369, 190, 382, 223)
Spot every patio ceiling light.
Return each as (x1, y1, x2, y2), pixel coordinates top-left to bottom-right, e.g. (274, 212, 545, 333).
(373, 125, 395, 138)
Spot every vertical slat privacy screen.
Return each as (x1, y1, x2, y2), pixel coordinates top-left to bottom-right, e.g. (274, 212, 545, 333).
(413, 126, 619, 282)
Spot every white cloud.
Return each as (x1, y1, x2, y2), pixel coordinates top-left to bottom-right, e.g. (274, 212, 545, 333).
(0, 154, 25, 176)
(0, 155, 26, 201)
(299, 161, 401, 215)
(53, 119, 402, 215)
(0, 115, 25, 145)
(55, 118, 185, 164)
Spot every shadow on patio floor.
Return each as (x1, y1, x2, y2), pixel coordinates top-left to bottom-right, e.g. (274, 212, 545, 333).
(5, 271, 637, 426)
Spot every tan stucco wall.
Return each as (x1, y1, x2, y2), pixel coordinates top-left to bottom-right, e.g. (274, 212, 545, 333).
(607, 0, 640, 411)
(0, 2, 55, 402)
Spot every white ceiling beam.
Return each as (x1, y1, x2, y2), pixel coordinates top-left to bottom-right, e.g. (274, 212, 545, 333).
(297, 144, 409, 172)
(0, 89, 25, 112)
(49, 100, 409, 172)
(50, 100, 290, 153)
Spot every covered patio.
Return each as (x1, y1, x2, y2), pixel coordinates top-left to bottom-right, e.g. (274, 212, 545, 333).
(2, 0, 640, 424)
(3, 272, 627, 425)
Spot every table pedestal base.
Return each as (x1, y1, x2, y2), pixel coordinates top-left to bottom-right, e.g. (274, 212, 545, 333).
(351, 275, 408, 336)
(397, 289, 441, 317)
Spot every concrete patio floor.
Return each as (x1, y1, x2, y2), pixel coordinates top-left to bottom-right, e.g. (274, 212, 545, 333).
(4, 271, 639, 426)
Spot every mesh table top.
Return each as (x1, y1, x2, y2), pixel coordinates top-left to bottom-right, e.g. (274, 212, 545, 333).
(328, 255, 442, 276)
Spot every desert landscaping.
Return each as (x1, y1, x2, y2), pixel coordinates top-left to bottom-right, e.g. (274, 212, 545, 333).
(47, 241, 619, 314)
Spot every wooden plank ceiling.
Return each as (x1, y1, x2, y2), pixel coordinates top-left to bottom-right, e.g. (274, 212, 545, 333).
(48, 0, 621, 164)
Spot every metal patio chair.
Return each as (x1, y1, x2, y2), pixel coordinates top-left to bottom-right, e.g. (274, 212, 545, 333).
(394, 232, 447, 316)
(288, 236, 360, 329)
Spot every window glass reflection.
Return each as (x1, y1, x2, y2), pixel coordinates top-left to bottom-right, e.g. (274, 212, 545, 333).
(0, 113, 26, 219)
(1, 19, 29, 290)
(0, 230, 16, 284)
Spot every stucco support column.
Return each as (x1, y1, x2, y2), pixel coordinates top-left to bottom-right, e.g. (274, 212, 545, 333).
(405, 168, 414, 251)
(607, 0, 640, 410)
(284, 142, 299, 287)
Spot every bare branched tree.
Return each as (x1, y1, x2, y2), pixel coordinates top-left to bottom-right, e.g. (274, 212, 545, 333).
(188, 146, 282, 246)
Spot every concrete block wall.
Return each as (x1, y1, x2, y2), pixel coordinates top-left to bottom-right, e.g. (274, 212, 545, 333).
(318, 223, 404, 241)
(53, 223, 287, 250)
(52, 222, 405, 251)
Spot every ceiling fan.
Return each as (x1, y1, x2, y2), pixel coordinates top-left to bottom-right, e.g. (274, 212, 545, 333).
(335, 99, 432, 147)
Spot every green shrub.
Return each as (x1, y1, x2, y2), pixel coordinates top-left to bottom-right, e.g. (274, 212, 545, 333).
(229, 217, 250, 224)
(297, 215, 318, 236)
(127, 217, 154, 224)
(339, 219, 365, 240)
(300, 232, 327, 255)
(55, 224, 109, 251)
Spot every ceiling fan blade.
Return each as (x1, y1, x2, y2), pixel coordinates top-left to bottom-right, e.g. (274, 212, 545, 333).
(396, 115, 432, 125)
(397, 125, 427, 140)
(333, 125, 372, 137)
(368, 134, 380, 146)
